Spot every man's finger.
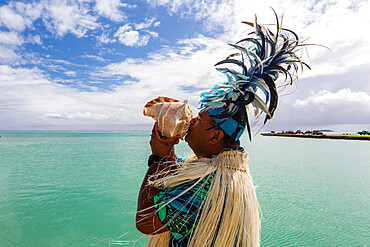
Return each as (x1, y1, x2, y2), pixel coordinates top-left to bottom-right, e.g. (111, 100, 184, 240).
(152, 123, 160, 139)
(168, 135, 181, 146)
(151, 122, 168, 143)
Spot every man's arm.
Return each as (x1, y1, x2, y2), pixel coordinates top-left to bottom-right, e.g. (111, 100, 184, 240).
(136, 160, 171, 234)
(136, 122, 180, 234)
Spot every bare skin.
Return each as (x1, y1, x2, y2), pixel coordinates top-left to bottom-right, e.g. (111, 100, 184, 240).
(136, 123, 180, 234)
(185, 110, 225, 157)
(136, 110, 225, 234)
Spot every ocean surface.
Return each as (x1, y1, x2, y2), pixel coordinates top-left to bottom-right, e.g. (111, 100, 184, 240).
(0, 131, 369, 246)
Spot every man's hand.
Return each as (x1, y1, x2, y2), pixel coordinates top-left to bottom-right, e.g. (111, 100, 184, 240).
(150, 122, 180, 160)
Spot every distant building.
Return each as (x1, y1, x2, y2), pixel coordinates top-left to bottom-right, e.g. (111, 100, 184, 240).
(313, 130, 323, 135)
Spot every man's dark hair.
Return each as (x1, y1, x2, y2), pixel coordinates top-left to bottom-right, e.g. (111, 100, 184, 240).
(209, 117, 241, 150)
(221, 131, 240, 149)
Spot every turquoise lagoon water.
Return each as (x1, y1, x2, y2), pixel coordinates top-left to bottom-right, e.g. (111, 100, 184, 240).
(0, 131, 369, 246)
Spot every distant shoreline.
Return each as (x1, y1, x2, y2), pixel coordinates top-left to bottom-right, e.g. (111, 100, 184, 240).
(261, 133, 370, 141)
(0, 131, 150, 137)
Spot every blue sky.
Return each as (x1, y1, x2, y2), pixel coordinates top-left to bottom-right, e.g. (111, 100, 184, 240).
(1, 0, 369, 131)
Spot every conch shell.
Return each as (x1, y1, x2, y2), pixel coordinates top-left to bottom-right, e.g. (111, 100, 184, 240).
(143, 96, 193, 139)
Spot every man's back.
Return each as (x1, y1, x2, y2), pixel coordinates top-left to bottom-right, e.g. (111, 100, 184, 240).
(145, 150, 260, 247)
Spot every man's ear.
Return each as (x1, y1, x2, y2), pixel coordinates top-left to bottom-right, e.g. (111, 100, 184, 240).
(209, 129, 224, 144)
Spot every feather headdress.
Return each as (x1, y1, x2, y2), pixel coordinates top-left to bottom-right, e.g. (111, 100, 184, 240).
(200, 10, 310, 141)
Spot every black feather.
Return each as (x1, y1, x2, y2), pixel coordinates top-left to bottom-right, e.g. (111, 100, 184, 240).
(215, 59, 248, 75)
(261, 74, 278, 124)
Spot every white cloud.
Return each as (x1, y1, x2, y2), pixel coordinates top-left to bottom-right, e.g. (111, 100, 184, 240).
(97, 35, 228, 108)
(0, 31, 23, 46)
(114, 25, 141, 46)
(0, 2, 42, 31)
(82, 54, 106, 62)
(148, 0, 196, 15)
(42, 112, 63, 119)
(42, 0, 99, 37)
(268, 88, 370, 128)
(0, 45, 19, 62)
(0, 4, 28, 31)
(97, 32, 114, 44)
(0, 65, 145, 129)
(94, 0, 136, 21)
(26, 34, 42, 45)
(64, 71, 77, 77)
(0, 36, 227, 129)
(114, 24, 158, 47)
(0, 65, 50, 85)
(14, 1, 43, 20)
(134, 17, 160, 30)
(147, 0, 235, 32)
(294, 89, 370, 113)
(63, 111, 112, 119)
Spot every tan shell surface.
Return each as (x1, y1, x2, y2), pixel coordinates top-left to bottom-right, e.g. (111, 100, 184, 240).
(143, 96, 193, 139)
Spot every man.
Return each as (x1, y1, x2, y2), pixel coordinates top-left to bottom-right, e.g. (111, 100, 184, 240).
(136, 12, 309, 247)
(137, 109, 260, 247)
